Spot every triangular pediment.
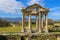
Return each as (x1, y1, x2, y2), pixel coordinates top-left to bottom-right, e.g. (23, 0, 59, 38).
(26, 4, 42, 9)
(21, 4, 49, 15)
(24, 4, 48, 11)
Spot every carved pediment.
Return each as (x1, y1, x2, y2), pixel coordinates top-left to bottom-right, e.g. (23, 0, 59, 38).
(25, 4, 48, 11)
(21, 4, 49, 15)
(26, 4, 42, 9)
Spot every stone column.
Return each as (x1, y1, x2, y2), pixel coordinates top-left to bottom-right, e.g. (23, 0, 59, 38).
(38, 10, 41, 32)
(22, 14, 24, 32)
(36, 16, 39, 32)
(45, 14, 48, 33)
(28, 15, 31, 32)
(41, 15, 43, 32)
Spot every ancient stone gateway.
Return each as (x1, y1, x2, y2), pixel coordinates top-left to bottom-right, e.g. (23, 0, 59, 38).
(21, 4, 49, 33)
(21, 4, 49, 40)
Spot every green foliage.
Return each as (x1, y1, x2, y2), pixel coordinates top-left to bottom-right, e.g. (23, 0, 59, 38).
(49, 29, 60, 32)
(48, 22, 54, 25)
(0, 27, 21, 32)
(0, 23, 11, 27)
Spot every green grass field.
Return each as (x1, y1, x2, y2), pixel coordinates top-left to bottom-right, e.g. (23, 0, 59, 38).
(0, 27, 21, 32)
(0, 24, 60, 33)
(0, 24, 59, 40)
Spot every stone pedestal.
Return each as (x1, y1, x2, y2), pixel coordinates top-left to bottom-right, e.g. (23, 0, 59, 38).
(57, 36, 60, 40)
(47, 39, 49, 40)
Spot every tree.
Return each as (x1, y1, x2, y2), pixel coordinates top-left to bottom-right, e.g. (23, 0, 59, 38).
(0, 18, 11, 27)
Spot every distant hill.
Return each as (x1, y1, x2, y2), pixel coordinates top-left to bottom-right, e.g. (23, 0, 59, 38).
(4, 17, 22, 22)
(56, 19, 60, 23)
(3, 17, 36, 23)
(0, 17, 53, 23)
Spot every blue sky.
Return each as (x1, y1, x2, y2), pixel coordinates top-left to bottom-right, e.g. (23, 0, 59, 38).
(0, 0, 60, 20)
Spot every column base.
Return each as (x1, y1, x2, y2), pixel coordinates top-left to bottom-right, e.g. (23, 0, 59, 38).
(38, 31, 41, 33)
(25, 37, 31, 40)
(45, 31, 48, 33)
(21, 30, 24, 33)
(57, 36, 60, 40)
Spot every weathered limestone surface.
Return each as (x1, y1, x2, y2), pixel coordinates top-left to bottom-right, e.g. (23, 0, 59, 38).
(21, 4, 49, 40)
(45, 14, 48, 33)
(28, 15, 31, 33)
(21, 4, 48, 33)
(22, 14, 25, 32)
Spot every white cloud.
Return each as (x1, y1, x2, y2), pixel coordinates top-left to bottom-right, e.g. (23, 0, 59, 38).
(48, 10, 60, 20)
(0, 0, 24, 13)
(51, 11, 60, 16)
(50, 7, 60, 11)
(48, 6, 60, 20)
(49, 7, 60, 16)
(27, 0, 44, 6)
